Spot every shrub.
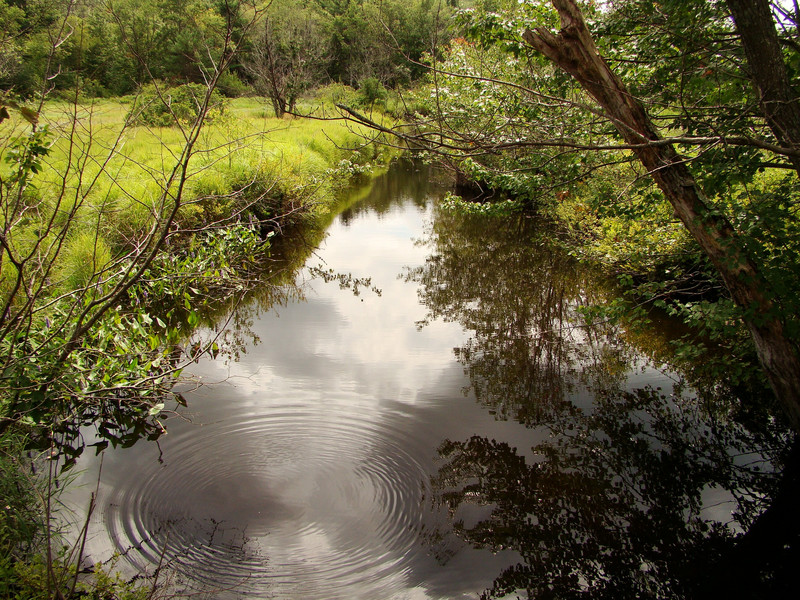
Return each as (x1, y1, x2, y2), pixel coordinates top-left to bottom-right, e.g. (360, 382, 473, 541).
(440, 192, 522, 217)
(216, 71, 250, 98)
(357, 77, 387, 109)
(0, 436, 44, 562)
(126, 83, 228, 127)
(313, 83, 358, 109)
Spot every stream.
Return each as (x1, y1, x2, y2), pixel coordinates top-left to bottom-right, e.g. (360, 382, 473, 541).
(66, 160, 791, 599)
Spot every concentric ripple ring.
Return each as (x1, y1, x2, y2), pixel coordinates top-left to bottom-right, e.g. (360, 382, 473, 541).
(100, 400, 434, 599)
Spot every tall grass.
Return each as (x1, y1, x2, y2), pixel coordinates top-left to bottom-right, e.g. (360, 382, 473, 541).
(11, 97, 392, 292)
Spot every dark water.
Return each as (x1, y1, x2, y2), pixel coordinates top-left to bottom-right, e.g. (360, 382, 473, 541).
(68, 161, 794, 599)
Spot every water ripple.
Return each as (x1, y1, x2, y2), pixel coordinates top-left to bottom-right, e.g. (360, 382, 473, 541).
(101, 403, 434, 598)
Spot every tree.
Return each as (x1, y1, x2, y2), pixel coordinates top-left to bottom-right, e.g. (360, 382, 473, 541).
(246, 0, 329, 117)
(341, 0, 800, 432)
(0, 1, 25, 86)
(522, 0, 800, 430)
(315, 0, 453, 87)
(727, 0, 800, 174)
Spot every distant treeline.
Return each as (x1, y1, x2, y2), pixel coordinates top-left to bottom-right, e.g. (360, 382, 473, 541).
(0, 0, 460, 102)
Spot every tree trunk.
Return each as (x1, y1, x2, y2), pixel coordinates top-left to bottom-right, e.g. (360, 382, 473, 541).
(705, 440, 800, 598)
(272, 95, 286, 118)
(727, 0, 800, 174)
(523, 0, 800, 431)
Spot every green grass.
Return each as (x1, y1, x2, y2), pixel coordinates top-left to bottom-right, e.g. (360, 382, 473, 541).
(1, 96, 394, 295)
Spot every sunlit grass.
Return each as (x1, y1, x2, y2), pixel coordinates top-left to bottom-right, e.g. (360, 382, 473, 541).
(0, 98, 394, 300)
(2, 97, 392, 291)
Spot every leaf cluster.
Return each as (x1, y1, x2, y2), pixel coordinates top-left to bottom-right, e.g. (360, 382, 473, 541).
(400, 0, 800, 387)
(126, 83, 228, 127)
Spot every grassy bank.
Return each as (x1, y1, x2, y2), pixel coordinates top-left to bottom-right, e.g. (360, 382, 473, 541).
(0, 92, 398, 599)
(29, 95, 388, 248)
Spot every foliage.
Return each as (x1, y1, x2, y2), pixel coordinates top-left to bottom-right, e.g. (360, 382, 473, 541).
(127, 83, 228, 128)
(4, 552, 151, 600)
(2, 434, 154, 600)
(554, 161, 697, 273)
(0, 0, 455, 103)
(439, 191, 522, 217)
(410, 33, 605, 209)
(0, 436, 44, 562)
(312, 82, 359, 108)
(0, 223, 271, 470)
(131, 223, 269, 315)
(320, 0, 454, 87)
(215, 70, 250, 98)
(356, 77, 387, 109)
(397, 0, 800, 427)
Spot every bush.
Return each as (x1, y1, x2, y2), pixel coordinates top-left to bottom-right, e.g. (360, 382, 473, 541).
(357, 77, 387, 109)
(127, 83, 228, 127)
(313, 83, 358, 109)
(216, 71, 250, 98)
(0, 436, 44, 562)
(383, 88, 423, 119)
(1, 436, 149, 599)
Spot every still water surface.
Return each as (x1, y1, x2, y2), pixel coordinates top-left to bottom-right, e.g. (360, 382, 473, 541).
(69, 161, 787, 599)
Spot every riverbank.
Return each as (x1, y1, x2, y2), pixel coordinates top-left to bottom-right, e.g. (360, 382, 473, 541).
(440, 154, 789, 428)
(0, 94, 398, 599)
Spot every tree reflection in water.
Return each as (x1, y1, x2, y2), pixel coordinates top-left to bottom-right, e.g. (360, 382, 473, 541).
(408, 206, 797, 599)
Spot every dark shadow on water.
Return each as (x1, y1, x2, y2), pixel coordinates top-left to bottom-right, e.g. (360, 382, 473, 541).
(408, 200, 798, 599)
(338, 158, 446, 225)
(432, 393, 797, 600)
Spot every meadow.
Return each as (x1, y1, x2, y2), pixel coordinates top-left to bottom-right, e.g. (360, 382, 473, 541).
(1, 93, 389, 293)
